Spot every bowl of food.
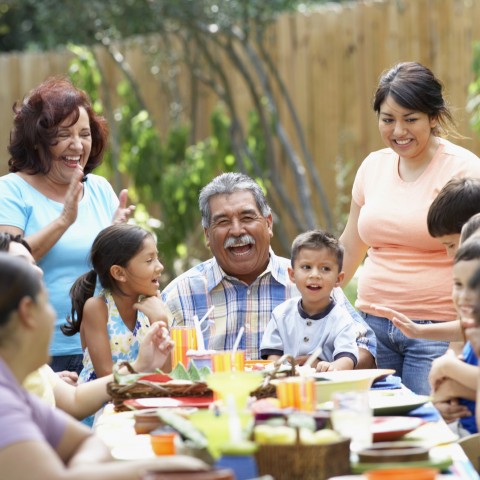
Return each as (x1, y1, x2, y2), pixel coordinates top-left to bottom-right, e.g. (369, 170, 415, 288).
(315, 369, 395, 404)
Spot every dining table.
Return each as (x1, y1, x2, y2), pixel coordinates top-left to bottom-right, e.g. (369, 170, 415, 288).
(93, 371, 479, 480)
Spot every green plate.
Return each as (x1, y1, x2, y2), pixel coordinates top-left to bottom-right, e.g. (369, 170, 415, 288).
(368, 392, 431, 415)
(351, 455, 453, 474)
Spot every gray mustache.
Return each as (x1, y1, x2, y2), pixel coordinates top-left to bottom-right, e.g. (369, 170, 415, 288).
(224, 234, 256, 248)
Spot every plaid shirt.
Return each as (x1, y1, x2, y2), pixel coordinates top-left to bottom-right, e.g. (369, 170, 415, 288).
(162, 250, 376, 360)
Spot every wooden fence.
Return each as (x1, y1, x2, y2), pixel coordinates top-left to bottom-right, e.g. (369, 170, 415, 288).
(2, 0, 480, 242)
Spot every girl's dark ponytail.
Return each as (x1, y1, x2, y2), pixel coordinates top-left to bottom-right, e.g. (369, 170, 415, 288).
(61, 269, 97, 336)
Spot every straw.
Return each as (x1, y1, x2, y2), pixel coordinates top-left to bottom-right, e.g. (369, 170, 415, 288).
(198, 305, 215, 330)
(231, 326, 245, 371)
(192, 315, 206, 351)
(226, 393, 242, 442)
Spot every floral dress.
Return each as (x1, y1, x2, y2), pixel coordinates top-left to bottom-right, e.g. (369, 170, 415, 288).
(79, 289, 150, 383)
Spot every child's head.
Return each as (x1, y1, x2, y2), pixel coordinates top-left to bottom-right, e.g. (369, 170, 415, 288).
(452, 238, 480, 324)
(63, 224, 163, 336)
(427, 177, 480, 257)
(0, 253, 53, 363)
(460, 212, 480, 245)
(289, 230, 344, 315)
(291, 230, 344, 270)
(90, 224, 162, 296)
(0, 232, 43, 278)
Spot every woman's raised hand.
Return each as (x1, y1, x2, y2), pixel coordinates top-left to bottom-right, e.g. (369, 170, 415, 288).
(112, 189, 136, 224)
(60, 168, 84, 227)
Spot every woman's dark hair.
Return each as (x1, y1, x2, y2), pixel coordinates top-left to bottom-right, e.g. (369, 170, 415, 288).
(373, 62, 455, 136)
(62, 224, 154, 336)
(0, 253, 42, 335)
(0, 232, 32, 254)
(8, 76, 108, 175)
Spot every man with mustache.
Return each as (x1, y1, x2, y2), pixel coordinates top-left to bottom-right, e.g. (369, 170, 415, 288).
(162, 173, 376, 367)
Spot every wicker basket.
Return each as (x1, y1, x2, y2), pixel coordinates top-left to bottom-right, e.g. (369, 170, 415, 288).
(107, 362, 212, 412)
(250, 354, 297, 400)
(254, 433, 351, 480)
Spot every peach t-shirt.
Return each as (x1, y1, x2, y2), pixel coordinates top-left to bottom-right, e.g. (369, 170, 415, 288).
(353, 138, 480, 321)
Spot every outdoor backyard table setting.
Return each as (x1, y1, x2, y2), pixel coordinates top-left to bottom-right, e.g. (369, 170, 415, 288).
(93, 355, 479, 480)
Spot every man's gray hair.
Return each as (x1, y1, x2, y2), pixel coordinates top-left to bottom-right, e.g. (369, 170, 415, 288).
(199, 173, 271, 227)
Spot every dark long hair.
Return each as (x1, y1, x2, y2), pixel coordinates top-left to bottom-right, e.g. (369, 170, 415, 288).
(8, 76, 108, 175)
(0, 253, 42, 344)
(62, 224, 153, 336)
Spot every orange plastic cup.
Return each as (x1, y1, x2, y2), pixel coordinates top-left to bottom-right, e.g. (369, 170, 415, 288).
(170, 326, 197, 368)
(365, 467, 438, 480)
(275, 376, 316, 412)
(212, 350, 245, 372)
(150, 432, 176, 456)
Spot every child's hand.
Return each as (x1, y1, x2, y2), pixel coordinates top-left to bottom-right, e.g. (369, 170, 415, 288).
(428, 349, 458, 391)
(294, 355, 311, 366)
(315, 361, 334, 372)
(371, 304, 420, 338)
(434, 398, 472, 423)
(57, 370, 79, 386)
(134, 292, 169, 324)
(133, 322, 174, 372)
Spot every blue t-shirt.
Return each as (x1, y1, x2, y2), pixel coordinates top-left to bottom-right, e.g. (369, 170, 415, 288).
(459, 342, 478, 434)
(0, 173, 118, 356)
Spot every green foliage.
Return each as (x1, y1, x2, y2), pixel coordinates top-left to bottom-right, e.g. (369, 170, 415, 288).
(67, 45, 266, 280)
(0, 0, 342, 53)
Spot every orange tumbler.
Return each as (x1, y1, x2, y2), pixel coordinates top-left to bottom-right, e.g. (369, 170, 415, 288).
(212, 350, 246, 372)
(150, 432, 177, 456)
(275, 377, 316, 412)
(170, 326, 197, 368)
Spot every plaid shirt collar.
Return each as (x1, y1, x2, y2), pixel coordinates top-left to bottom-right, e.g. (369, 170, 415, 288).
(205, 248, 291, 291)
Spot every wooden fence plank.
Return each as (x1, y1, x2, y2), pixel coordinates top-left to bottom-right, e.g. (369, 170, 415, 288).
(2, 0, 480, 239)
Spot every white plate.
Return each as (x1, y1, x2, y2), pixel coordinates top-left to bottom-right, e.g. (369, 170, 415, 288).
(314, 369, 396, 403)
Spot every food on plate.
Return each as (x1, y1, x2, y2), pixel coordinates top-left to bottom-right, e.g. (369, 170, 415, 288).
(253, 424, 341, 445)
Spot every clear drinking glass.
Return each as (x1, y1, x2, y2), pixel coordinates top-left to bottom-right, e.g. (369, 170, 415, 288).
(331, 390, 373, 452)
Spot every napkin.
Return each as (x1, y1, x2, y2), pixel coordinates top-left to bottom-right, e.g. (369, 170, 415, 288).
(371, 374, 402, 390)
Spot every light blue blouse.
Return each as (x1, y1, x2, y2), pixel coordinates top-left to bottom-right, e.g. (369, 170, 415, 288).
(0, 173, 118, 356)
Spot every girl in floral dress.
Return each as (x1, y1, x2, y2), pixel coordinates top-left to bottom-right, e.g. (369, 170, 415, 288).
(63, 224, 169, 385)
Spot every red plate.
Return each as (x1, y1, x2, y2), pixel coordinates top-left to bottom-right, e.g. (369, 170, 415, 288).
(138, 373, 173, 382)
(372, 416, 424, 442)
(123, 395, 214, 410)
